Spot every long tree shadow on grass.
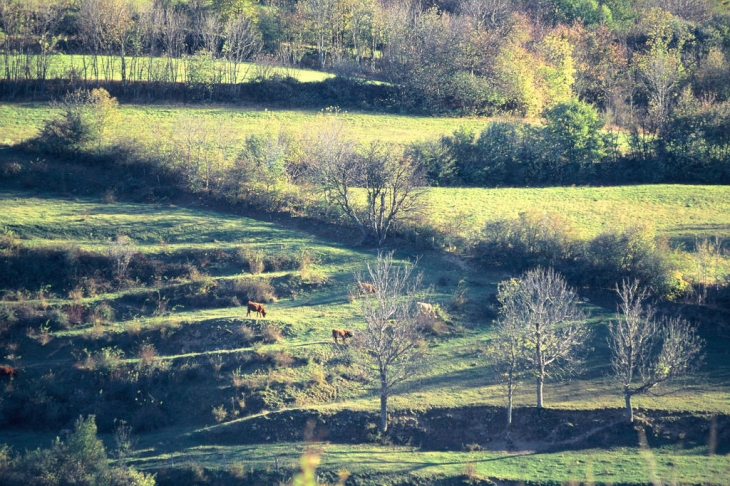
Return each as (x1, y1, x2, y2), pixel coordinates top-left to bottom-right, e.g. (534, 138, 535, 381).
(193, 403, 730, 454)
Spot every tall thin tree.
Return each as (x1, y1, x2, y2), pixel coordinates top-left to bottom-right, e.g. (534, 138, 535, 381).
(353, 252, 429, 432)
(499, 267, 590, 409)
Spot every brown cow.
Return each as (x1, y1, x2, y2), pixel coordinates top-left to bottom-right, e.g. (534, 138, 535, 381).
(247, 301, 267, 318)
(332, 329, 354, 344)
(0, 365, 17, 378)
(358, 282, 376, 296)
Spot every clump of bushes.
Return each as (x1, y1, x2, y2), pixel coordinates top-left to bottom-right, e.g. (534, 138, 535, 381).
(475, 213, 684, 298)
(0, 415, 155, 486)
(236, 246, 315, 274)
(233, 278, 276, 303)
(476, 211, 579, 269)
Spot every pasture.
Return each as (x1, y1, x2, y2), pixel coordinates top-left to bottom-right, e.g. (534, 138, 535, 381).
(1, 54, 334, 85)
(0, 189, 728, 484)
(0, 102, 493, 147)
(423, 185, 730, 241)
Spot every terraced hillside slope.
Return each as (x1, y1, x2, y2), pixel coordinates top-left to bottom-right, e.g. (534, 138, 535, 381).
(0, 185, 728, 485)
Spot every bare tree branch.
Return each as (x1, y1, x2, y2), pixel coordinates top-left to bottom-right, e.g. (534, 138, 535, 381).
(609, 279, 705, 422)
(353, 252, 429, 432)
(498, 267, 591, 410)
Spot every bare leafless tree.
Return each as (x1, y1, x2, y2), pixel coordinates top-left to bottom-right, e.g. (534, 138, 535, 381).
(223, 13, 262, 84)
(499, 268, 590, 410)
(201, 11, 222, 56)
(353, 252, 429, 432)
(170, 114, 233, 193)
(306, 116, 424, 246)
(159, 5, 188, 82)
(107, 235, 136, 280)
(494, 278, 527, 426)
(459, 0, 513, 30)
(359, 142, 425, 246)
(299, 0, 340, 69)
(609, 279, 705, 422)
(639, 44, 685, 132)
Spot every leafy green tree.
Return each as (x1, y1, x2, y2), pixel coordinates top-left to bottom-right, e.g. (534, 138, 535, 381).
(407, 138, 457, 186)
(473, 122, 528, 185)
(551, 0, 606, 26)
(493, 15, 543, 116)
(659, 92, 730, 182)
(543, 98, 605, 175)
(539, 31, 576, 107)
(12, 415, 156, 486)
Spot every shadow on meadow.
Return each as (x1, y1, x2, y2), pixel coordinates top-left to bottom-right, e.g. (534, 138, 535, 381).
(193, 404, 730, 454)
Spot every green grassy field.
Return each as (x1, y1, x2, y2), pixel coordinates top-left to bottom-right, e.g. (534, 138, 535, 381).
(0, 102, 492, 147)
(2, 54, 333, 84)
(423, 185, 730, 241)
(127, 442, 729, 485)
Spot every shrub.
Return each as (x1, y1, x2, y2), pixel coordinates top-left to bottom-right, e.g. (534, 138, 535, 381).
(261, 325, 282, 343)
(233, 278, 276, 303)
(261, 350, 295, 368)
(238, 247, 265, 274)
(231, 367, 247, 388)
(543, 98, 606, 176)
(37, 90, 96, 155)
(238, 324, 256, 341)
(450, 278, 469, 311)
(131, 404, 169, 432)
(476, 211, 579, 269)
(212, 405, 228, 423)
(580, 223, 677, 296)
(137, 343, 157, 368)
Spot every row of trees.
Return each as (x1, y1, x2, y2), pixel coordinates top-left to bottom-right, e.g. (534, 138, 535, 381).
(2, 0, 730, 121)
(413, 94, 730, 186)
(356, 256, 704, 432)
(495, 269, 704, 425)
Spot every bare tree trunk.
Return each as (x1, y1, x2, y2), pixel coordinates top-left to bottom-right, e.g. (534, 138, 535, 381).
(507, 370, 514, 426)
(536, 332, 544, 409)
(625, 390, 633, 423)
(380, 392, 388, 432)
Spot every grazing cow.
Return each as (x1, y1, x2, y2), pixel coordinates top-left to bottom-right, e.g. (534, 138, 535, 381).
(0, 365, 17, 378)
(416, 302, 436, 320)
(247, 301, 267, 318)
(358, 282, 376, 296)
(332, 329, 354, 344)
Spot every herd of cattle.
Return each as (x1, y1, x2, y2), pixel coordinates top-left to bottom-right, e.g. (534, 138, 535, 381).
(0, 283, 437, 381)
(245, 281, 437, 346)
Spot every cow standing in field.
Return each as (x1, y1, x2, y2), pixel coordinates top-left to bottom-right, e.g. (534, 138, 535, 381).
(332, 329, 354, 344)
(0, 365, 17, 378)
(416, 302, 436, 320)
(358, 282, 376, 296)
(247, 301, 267, 318)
